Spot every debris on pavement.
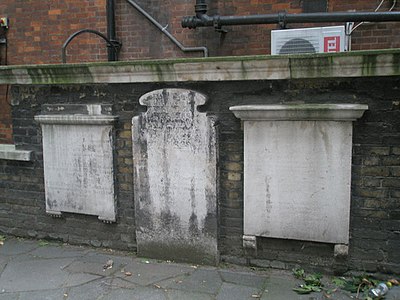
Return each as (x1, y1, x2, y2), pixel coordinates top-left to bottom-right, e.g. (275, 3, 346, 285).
(103, 259, 114, 270)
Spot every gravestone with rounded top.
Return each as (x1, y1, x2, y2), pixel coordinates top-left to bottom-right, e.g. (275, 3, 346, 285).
(132, 89, 218, 265)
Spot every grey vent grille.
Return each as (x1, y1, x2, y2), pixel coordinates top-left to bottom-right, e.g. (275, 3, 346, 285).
(279, 38, 317, 54)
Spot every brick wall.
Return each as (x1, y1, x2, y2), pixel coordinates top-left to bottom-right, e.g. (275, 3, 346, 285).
(0, 85, 12, 144)
(1, 75, 399, 273)
(0, 0, 108, 65)
(1, 0, 398, 63)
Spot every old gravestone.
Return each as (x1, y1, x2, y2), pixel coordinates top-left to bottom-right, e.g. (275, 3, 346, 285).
(35, 104, 117, 222)
(132, 89, 218, 265)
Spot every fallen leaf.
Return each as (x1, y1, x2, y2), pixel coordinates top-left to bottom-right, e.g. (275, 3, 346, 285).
(38, 240, 49, 247)
(389, 279, 399, 286)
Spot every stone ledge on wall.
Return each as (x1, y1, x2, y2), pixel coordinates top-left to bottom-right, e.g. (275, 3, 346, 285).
(0, 49, 399, 85)
(0, 144, 33, 161)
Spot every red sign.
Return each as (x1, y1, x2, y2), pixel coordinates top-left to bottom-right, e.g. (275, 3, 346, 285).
(324, 36, 340, 52)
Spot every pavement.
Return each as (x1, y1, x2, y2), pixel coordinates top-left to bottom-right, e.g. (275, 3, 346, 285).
(0, 237, 399, 300)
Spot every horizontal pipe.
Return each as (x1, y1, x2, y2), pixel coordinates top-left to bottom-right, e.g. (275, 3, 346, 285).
(126, 0, 208, 57)
(182, 11, 400, 29)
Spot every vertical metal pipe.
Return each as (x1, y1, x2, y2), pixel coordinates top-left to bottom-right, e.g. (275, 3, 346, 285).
(106, 0, 117, 61)
(195, 0, 207, 17)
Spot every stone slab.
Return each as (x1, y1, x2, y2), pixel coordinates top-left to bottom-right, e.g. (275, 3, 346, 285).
(101, 286, 167, 300)
(244, 120, 353, 243)
(216, 282, 262, 300)
(0, 239, 38, 256)
(0, 144, 33, 161)
(18, 289, 67, 300)
(64, 279, 113, 300)
(133, 88, 219, 265)
(219, 270, 267, 288)
(157, 269, 223, 295)
(0, 258, 74, 292)
(118, 260, 194, 286)
(231, 104, 368, 245)
(35, 104, 118, 222)
(166, 289, 214, 300)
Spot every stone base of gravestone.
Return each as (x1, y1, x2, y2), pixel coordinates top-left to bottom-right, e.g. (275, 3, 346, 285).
(35, 104, 117, 223)
(133, 89, 219, 265)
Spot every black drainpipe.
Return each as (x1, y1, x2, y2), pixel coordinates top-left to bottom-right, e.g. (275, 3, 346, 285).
(106, 0, 119, 61)
(183, 3, 400, 29)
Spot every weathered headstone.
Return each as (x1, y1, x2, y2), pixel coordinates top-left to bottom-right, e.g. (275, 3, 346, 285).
(230, 104, 368, 256)
(133, 89, 218, 265)
(35, 104, 117, 222)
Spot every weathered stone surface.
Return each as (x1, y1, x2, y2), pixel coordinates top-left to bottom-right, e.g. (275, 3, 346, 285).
(133, 89, 218, 265)
(35, 104, 118, 222)
(0, 258, 74, 292)
(231, 104, 368, 245)
(216, 282, 262, 300)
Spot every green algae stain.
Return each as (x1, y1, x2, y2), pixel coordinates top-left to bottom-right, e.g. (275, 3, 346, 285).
(393, 53, 400, 75)
(27, 66, 93, 84)
(361, 55, 377, 76)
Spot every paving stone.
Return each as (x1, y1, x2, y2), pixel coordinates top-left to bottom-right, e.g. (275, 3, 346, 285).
(63, 272, 102, 287)
(110, 277, 138, 289)
(0, 258, 74, 292)
(261, 276, 324, 300)
(0, 292, 19, 300)
(100, 286, 167, 300)
(0, 238, 398, 300)
(18, 288, 67, 300)
(216, 282, 262, 300)
(0, 239, 38, 256)
(386, 286, 400, 300)
(29, 244, 88, 259)
(65, 278, 113, 300)
(166, 289, 214, 300)
(65, 260, 118, 277)
(82, 251, 134, 265)
(0, 257, 8, 274)
(118, 260, 194, 286)
(219, 269, 267, 288)
(158, 269, 223, 295)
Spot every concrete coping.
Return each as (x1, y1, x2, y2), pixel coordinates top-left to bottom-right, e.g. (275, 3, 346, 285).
(230, 104, 369, 121)
(0, 144, 34, 161)
(34, 115, 118, 125)
(0, 49, 399, 84)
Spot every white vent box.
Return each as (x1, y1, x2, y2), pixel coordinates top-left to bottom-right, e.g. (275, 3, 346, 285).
(271, 26, 345, 55)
